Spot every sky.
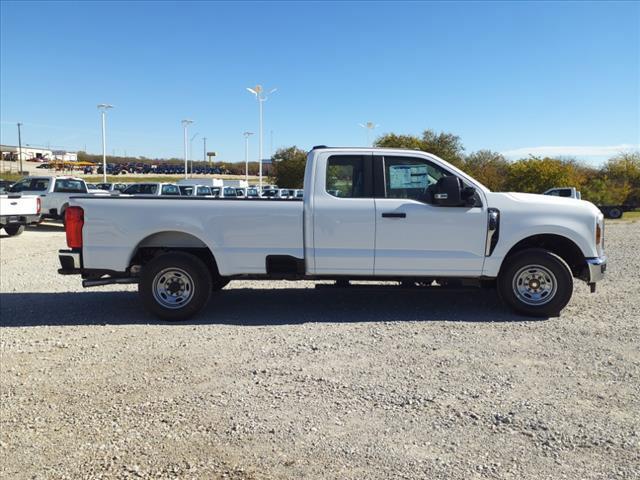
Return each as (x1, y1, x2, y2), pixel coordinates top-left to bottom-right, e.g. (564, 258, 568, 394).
(1, 1, 638, 165)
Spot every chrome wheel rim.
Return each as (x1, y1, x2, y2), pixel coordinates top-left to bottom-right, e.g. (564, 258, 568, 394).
(512, 264, 557, 306)
(152, 267, 194, 309)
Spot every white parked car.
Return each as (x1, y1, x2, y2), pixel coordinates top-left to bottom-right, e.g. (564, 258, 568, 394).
(8, 176, 90, 221)
(179, 185, 215, 197)
(121, 183, 181, 196)
(95, 182, 129, 193)
(0, 193, 41, 236)
(59, 147, 606, 320)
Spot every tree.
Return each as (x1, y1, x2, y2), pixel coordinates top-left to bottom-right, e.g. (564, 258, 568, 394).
(464, 150, 510, 191)
(375, 129, 465, 168)
(601, 152, 640, 204)
(505, 157, 587, 193)
(272, 146, 307, 188)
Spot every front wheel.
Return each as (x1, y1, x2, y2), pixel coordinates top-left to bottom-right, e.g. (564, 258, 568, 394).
(139, 252, 212, 321)
(498, 248, 573, 317)
(4, 224, 25, 236)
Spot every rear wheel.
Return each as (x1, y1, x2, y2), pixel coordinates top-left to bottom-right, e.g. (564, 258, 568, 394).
(139, 252, 212, 321)
(607, 207, 623, 219)
(3, 224, 25, 236)
(498, 248, 573, 317)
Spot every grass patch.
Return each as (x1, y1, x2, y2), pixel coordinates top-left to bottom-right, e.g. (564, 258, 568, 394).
(613, 210, 640, 222)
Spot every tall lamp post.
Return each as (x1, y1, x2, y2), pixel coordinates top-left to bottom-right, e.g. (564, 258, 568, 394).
(246, 84, 276, 190)
(97, 104, 113, 182)
(359, 121, 379, 147)
(202, 137, 207, 167)
(190, 132, 199, 176)
(16, 122, 23, 174)
(243, 131, 254, 184)
(181, 119, 193, 179)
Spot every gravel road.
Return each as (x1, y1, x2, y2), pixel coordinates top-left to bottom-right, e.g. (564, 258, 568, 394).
(1, 221, 639, 479)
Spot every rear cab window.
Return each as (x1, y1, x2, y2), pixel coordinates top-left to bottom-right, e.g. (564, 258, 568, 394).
(325, 155, 367, 198)
(54, 179, 87, 193)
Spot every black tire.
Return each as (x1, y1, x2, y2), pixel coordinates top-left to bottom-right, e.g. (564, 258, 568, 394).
(139, 252, 212, 321)
(4, 224, 25, 236)
(498, 248, 573, 317)
(607, 207, 623, 219)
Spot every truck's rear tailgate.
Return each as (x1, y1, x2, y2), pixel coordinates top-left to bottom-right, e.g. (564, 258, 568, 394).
(73, 197, 304, 275)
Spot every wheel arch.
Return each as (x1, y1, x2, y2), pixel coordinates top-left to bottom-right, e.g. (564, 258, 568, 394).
(129, 230, 222, 279)
(500, 233, 586, 278)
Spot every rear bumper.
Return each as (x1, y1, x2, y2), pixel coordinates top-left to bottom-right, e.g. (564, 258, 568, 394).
(586, 256, 607, 283)
(0, 214, 40, 225)
(58, 249, 82, 274)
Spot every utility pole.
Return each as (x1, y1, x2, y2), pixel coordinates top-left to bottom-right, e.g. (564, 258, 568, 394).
(17, 122, 23, 174)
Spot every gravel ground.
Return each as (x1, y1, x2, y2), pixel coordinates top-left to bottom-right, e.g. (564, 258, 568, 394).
(1, 221, 639, 480)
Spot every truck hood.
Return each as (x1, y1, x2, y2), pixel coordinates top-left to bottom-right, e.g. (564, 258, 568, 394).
(486, 192, 602, 217)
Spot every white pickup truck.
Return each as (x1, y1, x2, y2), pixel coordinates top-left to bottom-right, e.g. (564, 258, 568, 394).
(58, 147, 606, 320)
(0, 194, 41, 236)
(8, 176, 94, 222)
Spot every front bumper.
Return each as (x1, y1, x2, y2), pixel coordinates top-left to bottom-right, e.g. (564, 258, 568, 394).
(58, 249, 82, 274)
(586, 256, 607, 283)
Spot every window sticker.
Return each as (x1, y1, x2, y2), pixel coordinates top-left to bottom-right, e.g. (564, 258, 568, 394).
(389, 164, 428, 189)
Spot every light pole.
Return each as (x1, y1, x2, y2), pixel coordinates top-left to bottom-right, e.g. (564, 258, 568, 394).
(16, 122, 23, 174)
(246, 84, 276, 190)
(190, 132, 199, 176)
(243, 131, 254, 184)
(97, 104, 113, 182)
(181, 119, 193, 179)
(203, 137, 207, 167)
(359, 121, 379, 147)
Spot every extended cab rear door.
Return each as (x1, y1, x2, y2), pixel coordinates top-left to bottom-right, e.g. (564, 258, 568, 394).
(373, 154, 487, 276)
(311, 153, 376, 275)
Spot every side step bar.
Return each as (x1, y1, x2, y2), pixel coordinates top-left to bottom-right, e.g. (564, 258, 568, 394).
(82, 277, 139, 288)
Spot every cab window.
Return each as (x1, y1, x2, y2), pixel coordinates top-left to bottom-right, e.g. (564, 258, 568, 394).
(54, 179, 87, 193)
(161, 185, 180, 195)
(383, 156, 448, 201)
(326, 155, 365, 198)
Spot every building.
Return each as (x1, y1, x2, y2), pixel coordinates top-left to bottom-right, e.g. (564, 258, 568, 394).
(0, 145, 77, 163)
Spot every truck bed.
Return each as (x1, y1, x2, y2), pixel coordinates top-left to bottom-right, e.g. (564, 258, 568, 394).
(74, 196, 304, 275)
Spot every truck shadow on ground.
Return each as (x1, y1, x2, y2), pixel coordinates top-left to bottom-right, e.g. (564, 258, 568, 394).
(0, 287, 537, 327)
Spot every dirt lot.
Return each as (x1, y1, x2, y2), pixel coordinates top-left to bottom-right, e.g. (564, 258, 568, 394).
(1, 221, 638, 479)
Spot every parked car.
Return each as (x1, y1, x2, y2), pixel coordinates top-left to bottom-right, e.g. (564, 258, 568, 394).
(8, 176, 90, 221)
(543, 187, 637, 219)
(95, 182, 128, 193)
(245, 187, 261, 198)
(122, 183, 181, 196)
(0, 193, 41, 236)
(59, 146, 606, 321)
(178, 185, 215, 197)
(295, 189, 304, 199)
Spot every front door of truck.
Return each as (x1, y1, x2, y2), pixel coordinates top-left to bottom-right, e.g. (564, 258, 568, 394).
(373, 155, 487, 276)
(311, 153, 376, 275)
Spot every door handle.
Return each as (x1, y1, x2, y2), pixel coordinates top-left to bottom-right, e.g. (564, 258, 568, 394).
(381, 212, 406, 218)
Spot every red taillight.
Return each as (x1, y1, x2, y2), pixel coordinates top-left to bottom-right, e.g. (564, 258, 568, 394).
(65, 206, 84, 249)
(36, 197, 41, 214)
